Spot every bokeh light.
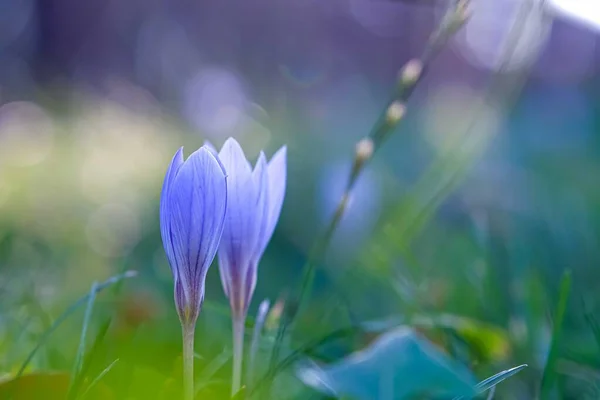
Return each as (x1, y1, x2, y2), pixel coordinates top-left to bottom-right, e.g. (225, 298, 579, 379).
(454, 0, 551, 71)
(548, 0, 600, 31)
(85, 203, 141, 258)
(421, 83, 500, 155)
(183, 68, 248, 140)
(0, 102, 55, 168)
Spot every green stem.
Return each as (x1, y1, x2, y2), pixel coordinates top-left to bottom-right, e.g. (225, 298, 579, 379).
(231, 312, 246, 396)
(182, 324, 195, 400)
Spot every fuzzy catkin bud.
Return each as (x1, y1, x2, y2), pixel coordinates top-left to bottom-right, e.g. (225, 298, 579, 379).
(355, 138, 374, 164)
(400, 59, 423, 87)
(386, 101, 406, 125)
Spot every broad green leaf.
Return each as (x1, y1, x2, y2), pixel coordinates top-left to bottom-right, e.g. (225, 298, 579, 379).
(363, 314, 511, 362)
(297, 327, 477, 399)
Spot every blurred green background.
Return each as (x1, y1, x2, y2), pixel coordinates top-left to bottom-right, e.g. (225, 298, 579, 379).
(1, 0, 600, 398)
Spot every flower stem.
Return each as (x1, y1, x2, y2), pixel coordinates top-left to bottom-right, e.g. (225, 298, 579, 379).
(232, 313, 245, 396)
(182, 324, 195, 400)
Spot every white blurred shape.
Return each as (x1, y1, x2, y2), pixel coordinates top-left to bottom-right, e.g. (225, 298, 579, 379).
(455, 0, 551, 71)
(548, 0, 600, 31)
(74, 98, 169, 204)
(0, 102, 54, 167)
(183, 68, 247, 139)
(86, 203, 140, 258)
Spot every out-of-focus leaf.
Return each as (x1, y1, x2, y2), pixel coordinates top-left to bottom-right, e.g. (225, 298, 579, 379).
(583, 308, 600, 352)
(297, 327, 477, 399)
(362, 314, 511, 362)
(80, 359, 119, 399)
(195, 348, 232, 393)
(0, 372, 112, 400)
(413, 314, 511, 362)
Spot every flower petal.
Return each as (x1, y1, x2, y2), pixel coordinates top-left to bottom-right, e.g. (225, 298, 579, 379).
(202, 142, 227, 177)
(160, 147, 184, 274)
(168, 147, 227, 315)
(244, 152, 269, 305)
(203, 140, 218, 154)
(256, 146, 287, 259)
(217, 138, 260, 311)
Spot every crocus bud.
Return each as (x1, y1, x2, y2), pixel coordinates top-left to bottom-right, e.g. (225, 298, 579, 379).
(216, 138, 287, 318)
(159, 146, 227, 327)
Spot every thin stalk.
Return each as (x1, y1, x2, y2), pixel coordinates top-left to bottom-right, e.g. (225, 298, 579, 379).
(266, 0, 471, 382)
(232, 312, 246, 396)
(182, 324, 196, 400)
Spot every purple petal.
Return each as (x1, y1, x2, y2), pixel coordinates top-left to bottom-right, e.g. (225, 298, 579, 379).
(203, 140, 218, 154)
(245, 152, 268, 303)
(202, 142, 227, 177)
(253, 151, 270, 253)
(217, 138, 261, 312)
(255, 146, 287, 259)
(168, 147, 227, 317)
(160, 147, 184, 274)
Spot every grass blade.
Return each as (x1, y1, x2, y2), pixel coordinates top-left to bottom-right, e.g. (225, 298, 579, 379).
(475, 364, 528, 393)
(195, 348, 233, 395)
(583, 302, 600, 351)
(80, 358, 119, 399)
(71, 263, 133, 399)
(15, 270, 137, 378)
(540, 270, 572, 397)
(68, 281, 99, 399)
(453, 364, 527, 400)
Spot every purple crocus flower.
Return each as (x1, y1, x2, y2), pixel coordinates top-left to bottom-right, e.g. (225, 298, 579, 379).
(159, 145, 228, 400)
(208, 137, 286, 394)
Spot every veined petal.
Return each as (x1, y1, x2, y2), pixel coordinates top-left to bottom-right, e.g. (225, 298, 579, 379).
(160, 147, 184, 274)
(202, 142, 227, 177)
(245, 152, 269, 304)
(256, 146, 287, 259)
(253, 151, 270, 250)
(168, 147, 227, 317)
(203, 140, 218, 154)
(217, 138, 261, 312)
(218, 137, 260, 264)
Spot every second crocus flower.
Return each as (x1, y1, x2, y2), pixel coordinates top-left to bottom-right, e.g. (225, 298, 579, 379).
(210, 137, 286, 395)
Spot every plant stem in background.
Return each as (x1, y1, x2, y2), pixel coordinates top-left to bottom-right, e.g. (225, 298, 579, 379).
(182, 324, 196, 400)
(266, 0, 471, 382)
(231, 313, 246, 396)
(358, 0, 539, 291)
